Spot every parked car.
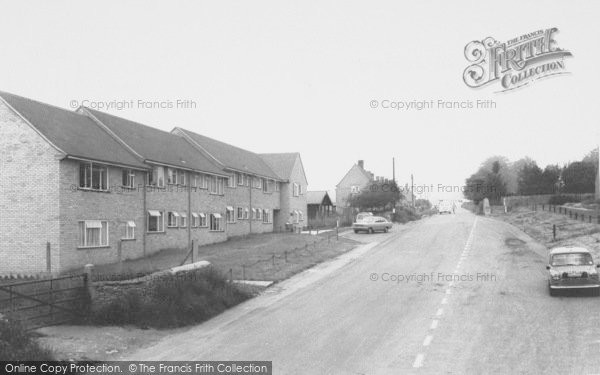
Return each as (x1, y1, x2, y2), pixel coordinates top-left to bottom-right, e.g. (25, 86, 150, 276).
(352, 216, 392, 234)
(546, 246, 600, 296)
(355, 212, 373, 222)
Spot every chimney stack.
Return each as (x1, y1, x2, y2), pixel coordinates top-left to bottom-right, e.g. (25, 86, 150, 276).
(358, 160, 364, 169)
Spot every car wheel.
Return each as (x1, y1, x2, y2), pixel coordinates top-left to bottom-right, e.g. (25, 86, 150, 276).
(549, 287, 556, 297)
(368, 227, 374, 234)
(383, 227, 388, 233)
(354, 230, 359, 234)
(593, 288, 600, 297)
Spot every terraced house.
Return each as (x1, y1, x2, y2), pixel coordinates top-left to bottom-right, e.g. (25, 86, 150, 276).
(0, 91, 308, 275)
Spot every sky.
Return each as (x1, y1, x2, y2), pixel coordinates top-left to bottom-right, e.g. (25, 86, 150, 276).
(0, 1, 598, 202)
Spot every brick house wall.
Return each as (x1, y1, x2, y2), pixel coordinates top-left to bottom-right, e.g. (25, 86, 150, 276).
(0, 101, 61, 275)
(58, 159, 145, 273)
(278, 156, 308, 231)
(335, 164, 372, 211)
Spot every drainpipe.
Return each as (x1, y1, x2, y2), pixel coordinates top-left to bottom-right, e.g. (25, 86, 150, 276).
(142, 171, 147, 256)
(188, 172, 192, 249)
(249, 176, 253, 234)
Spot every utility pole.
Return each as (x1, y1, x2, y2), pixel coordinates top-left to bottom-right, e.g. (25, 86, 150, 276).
(411, 173, 415, 208)
(392, 157, 396, 183)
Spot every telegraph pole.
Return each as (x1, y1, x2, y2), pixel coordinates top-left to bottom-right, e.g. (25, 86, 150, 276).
(411, 173, 415, 208)
(392, 157, 396, 183)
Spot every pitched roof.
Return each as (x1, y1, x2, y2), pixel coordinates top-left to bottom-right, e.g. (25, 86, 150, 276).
(174, 128, 280, 179)
(83, 109, 225, 175)
(259, 153, 299, 180)
(0, 91, 147, 169)
(306, 190, 333, 205)
(336, 163, 374, 187)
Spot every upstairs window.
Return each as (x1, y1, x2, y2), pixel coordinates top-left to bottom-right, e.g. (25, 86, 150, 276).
(227, 174, 236, 188)
(210, 176, 225, 195)
(275, 181, 280, 192)
(148, 166, 165, 188)
(293, 183, 299, 197)
(237, 172, 244, 186)
(78, 220, 108, 247)
(167, 168, 176, 185)
(177, 170, 186, 186)
(79, 162, 108, 191)
(262, 178, 268, 193)
(122, 169, 135, 189)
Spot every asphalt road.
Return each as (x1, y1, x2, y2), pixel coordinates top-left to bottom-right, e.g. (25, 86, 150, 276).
(126, 209, 600, 374)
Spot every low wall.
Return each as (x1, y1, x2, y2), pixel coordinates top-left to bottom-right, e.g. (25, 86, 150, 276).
(89, 261, 211, 313)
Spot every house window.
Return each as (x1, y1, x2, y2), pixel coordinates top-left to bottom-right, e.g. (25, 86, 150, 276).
(350, 185, 360, 194)
(148, 166, 165, 187)
(227, 174, 236, 188)
(192, 213, 199, 227)
(199, 213, 207, 227)
(209, 176, 225, 195)
(257, 208, 263, 221)
(180, 212, 188, 228)
(167, 211, 179, 227)
(244, 208, 249, 220)
(191, 174, 198, 189)
(79, 162, 108, 190)
(237, 207, 244, 220)
(210, 213, 224, 231)
(299, 184, 303, 195)
(124, 221, 136, 239)
(292, 210, 299, 224)
(147, 210, 164, 232)
(167, 168, 176, 184)
(246, 175, 250, 187)
(299, 210, 304, 222)
(263, 209, 270, 223)
(122, 169, 135, 189)
(293, 183, 299, 197)
(177, 170, 186, 186)
(78, 220, 108, 248)
(237, 172, 244, 186)
(275, 181, 280, 192)
(251, 208, 257, 220)
(262, 178, 268, 193)
(226, 206, 236, 223)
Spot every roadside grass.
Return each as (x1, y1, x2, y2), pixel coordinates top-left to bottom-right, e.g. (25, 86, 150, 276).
(0, 318, 54, 360)
(92, 232, 358, 282)
(90, 267, 253, 329)
(491, 206, 600, 259)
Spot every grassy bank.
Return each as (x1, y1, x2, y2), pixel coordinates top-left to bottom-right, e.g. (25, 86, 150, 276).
(0, 318, 54, 360)
(90, 267, 252, 329)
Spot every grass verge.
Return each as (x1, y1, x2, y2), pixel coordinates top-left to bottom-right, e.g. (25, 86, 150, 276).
(0, 318, 54, 360)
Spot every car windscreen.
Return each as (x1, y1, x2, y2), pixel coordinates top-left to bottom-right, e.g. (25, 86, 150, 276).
(551, 253, 593, 266)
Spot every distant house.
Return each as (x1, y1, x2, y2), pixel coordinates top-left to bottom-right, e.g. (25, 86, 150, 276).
(259, 153, 308, 232)
(306, 191, 335, 228)
(335, 160, 374, 223)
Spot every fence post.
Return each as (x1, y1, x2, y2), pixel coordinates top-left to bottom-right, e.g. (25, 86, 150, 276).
(83, 264, 95, 301)
(191, 240, 194, 263)
(284, 251, 288, 263)
(49, 278, 54, 323)
(553, 224, 556, 241)
(46, 242, 51, 273)
(242, 265, 246, 281)
(229, 268, 233, 282)
(336, 226, 339, 241)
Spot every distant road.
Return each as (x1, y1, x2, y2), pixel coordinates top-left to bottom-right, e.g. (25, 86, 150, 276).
(126, 209, 600, 374)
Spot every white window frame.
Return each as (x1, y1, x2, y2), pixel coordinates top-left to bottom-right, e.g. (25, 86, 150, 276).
(199, 213, 207, 227)
(78, 220, 109, 248)
(237, 172, 244, 186)
(299, 210, 304, 222)
(257, 208, 263, 221)
(226, 206, 236, 223)
(147, 210, 165, 233)
(263, 209, 271, 223)
(124, 220, 136, 240)
(177, 170, 186, 186)
(79, 162, 109, 191)
(299, 184, 303, 195)
(192, 212, 199, 228)
(210, 213, 224, 232)
(293, 183, 299, 197)
(168, 211, 179, 227)
(237, 207, 244, 220)
(251, 208, 257, 220)
(275, 181, 280, 192)
(122, 169, 135, 189)
(148, 166, 165, 188)
(244, 208, 249, 220)
(180, 212, 188, 228)
(227, 174, 236, 188)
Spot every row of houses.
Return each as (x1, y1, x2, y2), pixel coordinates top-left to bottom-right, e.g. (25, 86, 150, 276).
(0, 91, 307, 275)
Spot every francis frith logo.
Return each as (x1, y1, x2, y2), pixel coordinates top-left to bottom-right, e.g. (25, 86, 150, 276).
(463, 28, 572, 92)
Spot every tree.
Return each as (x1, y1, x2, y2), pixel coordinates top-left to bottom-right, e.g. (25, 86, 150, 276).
(464, 159, 507, 204)
(517, 161, 543, 195)
(347, 180, 403, 211)
(562, 161, 596, 193)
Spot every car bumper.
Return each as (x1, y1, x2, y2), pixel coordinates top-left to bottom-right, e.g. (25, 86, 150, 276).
(549, 279, 600, 289)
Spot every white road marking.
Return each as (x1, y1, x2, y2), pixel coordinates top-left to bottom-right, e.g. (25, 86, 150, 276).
(413, 353, 425, 368)
(430, 319, 439, 329)
(436, 308, 444, 317)
(423, 335, 433, 346)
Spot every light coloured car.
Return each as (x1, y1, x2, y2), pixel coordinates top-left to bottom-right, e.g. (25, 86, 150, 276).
(438, 200, 454, 214)
(355, 212, 373, 222)
(352, 216, 392, 234)
(546, 246, 600, 296)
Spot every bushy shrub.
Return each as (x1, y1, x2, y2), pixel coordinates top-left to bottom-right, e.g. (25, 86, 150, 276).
(91, 267, 252, 328)
(392, 207, 421, 223)
(548, 195, 581, 205)
(0, 318, 54, 360)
